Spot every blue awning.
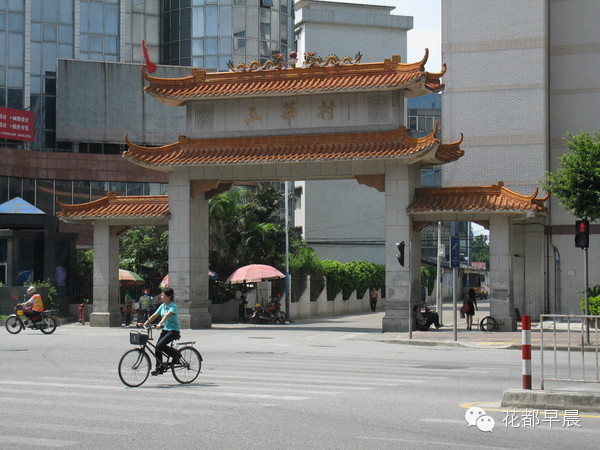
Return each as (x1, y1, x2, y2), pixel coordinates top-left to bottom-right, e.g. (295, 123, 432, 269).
(0, 197, 45, 214)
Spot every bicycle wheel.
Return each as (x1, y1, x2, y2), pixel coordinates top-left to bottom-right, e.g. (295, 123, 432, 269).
(40, 317, 58, 334)
(276, 311, 286, 324)
(480, 316, 497, 332)
(5, 316, 22, 334)
(172, 346, 202, 384)
(118, 349, 151, 387)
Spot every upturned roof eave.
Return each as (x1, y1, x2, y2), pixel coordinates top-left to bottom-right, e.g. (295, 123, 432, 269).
(143, 80, 437, 105)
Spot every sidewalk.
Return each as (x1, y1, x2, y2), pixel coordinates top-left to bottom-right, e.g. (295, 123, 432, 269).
(377, 300, 599, 350)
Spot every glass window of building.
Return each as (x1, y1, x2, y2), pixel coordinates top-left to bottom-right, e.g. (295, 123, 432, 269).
(0, 176, 7, 203)
(80, 1, 119, 61)
(22, 178, 35, 205)
(55, 180, 73, 207)
(8, 176, 22, 200)
(36, 180, 55, 214)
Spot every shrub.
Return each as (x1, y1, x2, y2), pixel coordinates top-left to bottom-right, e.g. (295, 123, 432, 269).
(345, 261, 377, 299)
(290, 247, 323, 277)
(580, 295, 600, 315)
(322, 260, 346, 301)
(322, 260, 384, 301)
(421, 266, 437, 295)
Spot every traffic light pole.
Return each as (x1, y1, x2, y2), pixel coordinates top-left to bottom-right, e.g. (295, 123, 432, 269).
(584, 247, 590, 345)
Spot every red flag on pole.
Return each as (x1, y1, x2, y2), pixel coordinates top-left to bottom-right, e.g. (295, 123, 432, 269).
(142, 40, 157, 73)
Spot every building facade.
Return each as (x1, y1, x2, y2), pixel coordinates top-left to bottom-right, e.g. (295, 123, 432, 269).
(442, 0, 600, 316)
(0, 0, 294, 237)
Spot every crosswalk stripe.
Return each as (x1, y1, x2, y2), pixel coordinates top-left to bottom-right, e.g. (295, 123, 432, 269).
(0, 382, 310, 401)
(199, 370, 427, 385)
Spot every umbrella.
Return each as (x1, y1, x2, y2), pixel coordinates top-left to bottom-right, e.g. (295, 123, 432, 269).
(160, 271, 218, 288)
(225, 264, 285, 284)
(119, 269, 144, 286)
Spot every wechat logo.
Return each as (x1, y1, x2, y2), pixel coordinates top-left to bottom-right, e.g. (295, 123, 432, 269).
(465, 407, 495, 432)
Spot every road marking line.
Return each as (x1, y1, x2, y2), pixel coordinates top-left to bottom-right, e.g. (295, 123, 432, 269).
(419, 418, 464, 424)
(2, 420, 128, 436)
(0, 435, 78, 447)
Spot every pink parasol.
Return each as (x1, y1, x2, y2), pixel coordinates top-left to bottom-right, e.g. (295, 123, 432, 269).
(225, 264, 285, 284)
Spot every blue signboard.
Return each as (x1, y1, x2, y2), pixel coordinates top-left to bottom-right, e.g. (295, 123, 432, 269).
(450, 237, 460, 268)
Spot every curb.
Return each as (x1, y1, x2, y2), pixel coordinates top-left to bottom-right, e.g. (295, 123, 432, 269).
(501, 389, 600, 413)
(379, 338, 582, 352)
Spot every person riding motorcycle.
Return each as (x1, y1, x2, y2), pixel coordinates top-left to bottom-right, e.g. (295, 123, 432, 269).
(18, 286, 44, 326)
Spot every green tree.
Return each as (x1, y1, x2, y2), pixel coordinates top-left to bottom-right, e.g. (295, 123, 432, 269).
(421, 266, 436, 295)
(471, 234, 490, 267)
(119, 226, 169, 281)
(209, 184, 305, 279)
(543, 129, 600, 221)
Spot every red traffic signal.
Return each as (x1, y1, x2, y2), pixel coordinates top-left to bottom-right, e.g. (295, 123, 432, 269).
(575, 219, 590, 248)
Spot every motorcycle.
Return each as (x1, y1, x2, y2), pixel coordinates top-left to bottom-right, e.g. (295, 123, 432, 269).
(251, 301, 286, 325)
(5, 305, 58, 335)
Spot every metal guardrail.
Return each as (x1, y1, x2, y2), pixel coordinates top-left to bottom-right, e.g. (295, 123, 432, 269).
(540, 314, 600, 390)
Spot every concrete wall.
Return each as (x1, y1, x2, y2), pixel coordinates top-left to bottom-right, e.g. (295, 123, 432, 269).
(209, 277, 374, 322)
(441, 0, 548, 193)
(56, 60, 187, 145)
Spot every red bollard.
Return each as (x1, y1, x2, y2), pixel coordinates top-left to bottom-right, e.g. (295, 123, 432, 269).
(522, 315, 531, 389)
(78, 303, 86, 325)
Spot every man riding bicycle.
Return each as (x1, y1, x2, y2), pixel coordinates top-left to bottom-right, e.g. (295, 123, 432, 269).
(139, 287, 182, 376)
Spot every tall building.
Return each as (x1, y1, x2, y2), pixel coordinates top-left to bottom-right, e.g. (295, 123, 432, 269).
(0, 0, 293, 294)
(442, 0, 600, 315)
(0, 0, 294, 220)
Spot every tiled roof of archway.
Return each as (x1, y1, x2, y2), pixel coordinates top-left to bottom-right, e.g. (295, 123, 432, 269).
(56, 182, 547, 223)
(407, 182, 549, 214)
(57, 194, 169, 221)
(142, 50, 446, 105)
(122, 124, 463, 169)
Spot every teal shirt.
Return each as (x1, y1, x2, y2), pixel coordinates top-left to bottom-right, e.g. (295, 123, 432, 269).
(156, 302, 180, 331)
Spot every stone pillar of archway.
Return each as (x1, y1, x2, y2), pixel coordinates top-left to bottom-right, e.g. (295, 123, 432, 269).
(382, 164, 421, 332)
(489, 216, 516, 331)
(168, 172, 211, 329)
(90, 222, 121, 327)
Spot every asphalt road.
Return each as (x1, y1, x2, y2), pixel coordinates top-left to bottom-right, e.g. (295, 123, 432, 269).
(1, 313, 599, 449)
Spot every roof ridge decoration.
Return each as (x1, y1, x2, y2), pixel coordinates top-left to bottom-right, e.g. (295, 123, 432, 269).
(123, 125, 464, 169)
(407, 182, 549, 215)
(227, 53, 286, 72)
(302, 52, 363, 68)
(140, 49, 445, 105)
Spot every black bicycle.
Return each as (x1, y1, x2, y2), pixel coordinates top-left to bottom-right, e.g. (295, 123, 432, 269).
(118, 326, 202, 387)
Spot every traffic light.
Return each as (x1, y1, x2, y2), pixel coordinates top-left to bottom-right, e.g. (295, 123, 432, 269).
(575, 219, 590, 249)
(396, 241, 405, 267)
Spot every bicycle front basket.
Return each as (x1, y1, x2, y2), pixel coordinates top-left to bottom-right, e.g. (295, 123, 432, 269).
(130, 330, 149, 346)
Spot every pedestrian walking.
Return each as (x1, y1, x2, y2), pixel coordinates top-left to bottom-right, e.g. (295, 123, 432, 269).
(369, 287, 378, 312)
(465, 288, 478, 330)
